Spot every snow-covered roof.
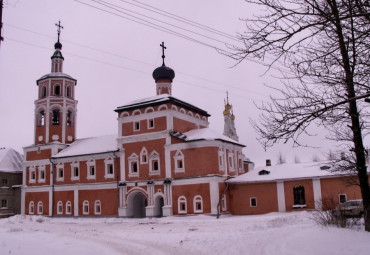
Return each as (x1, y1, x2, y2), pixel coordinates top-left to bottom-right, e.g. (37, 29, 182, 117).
(115, 94, 210, 117)
(53, 135, 118, 158)
(227, 162, 346, 183)
(182, 128, 245, 147)
(37, 72, 76, 82)
(0, 148, 23, 173)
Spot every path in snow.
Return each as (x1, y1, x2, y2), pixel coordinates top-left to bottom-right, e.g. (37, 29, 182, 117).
(1, 212, 369, 255)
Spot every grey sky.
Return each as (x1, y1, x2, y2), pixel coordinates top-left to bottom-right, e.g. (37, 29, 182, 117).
(0, 0, 338, 165)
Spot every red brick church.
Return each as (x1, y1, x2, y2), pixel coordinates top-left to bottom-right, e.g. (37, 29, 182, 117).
(21, 27, 249, 217)
(21, 26, 365, 218)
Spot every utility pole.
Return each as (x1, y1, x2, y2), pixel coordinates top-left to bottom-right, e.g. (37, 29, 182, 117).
(0, 0, 4, 47)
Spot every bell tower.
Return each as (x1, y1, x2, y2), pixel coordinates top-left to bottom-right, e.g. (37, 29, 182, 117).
(34, 21, 77, 145)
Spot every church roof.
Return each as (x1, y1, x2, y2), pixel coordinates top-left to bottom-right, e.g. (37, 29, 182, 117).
(115, 94, 210, 117)
(53, 135, 118, 158)
(0, 148, 23, 173)
(182, 128, 245, 147)
(227, 161, 358, 184)
(37, 72, 76, 83)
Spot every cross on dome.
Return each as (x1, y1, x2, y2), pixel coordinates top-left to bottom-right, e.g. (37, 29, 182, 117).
(160, 41, 166, 66)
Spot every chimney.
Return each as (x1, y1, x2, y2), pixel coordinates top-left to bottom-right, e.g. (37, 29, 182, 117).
(266, 159, 271, 166)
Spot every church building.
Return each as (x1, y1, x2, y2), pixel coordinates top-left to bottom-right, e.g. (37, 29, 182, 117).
(21, 27, 248, 218)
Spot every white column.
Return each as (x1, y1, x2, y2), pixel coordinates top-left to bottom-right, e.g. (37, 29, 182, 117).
(209, 180, 219, 214)
(74, 186, 79, 216)
(62, 97, 66, 143)
(312, 178, 322, 210)
(119, 150, 125, 182)
(21, 187, 26, 215)
(49, 189, 53, 216)
(276, 181, 286, 212)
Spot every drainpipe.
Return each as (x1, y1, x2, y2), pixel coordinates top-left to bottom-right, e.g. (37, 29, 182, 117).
(49, 158, 56, 217)
(217, 181, 229, 219)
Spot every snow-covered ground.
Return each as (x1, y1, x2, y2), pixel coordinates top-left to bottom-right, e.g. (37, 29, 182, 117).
(1, 212, 369, 255)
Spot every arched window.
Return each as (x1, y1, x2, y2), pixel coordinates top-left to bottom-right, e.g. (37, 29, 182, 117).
(83, 200, 89, 215)
(37, 201, 43, 214)
(66, 201, 72, 215)
(193, 195, 203, 213)
(140, 147, 148, 164)
(178, 196, 187, 214)
(52, 109, 60, 125)
(94, 200, 101, 215)
(41, 86, 47, 98)
(293, 185, 306, 206)
(149, 151, 160, 175)
(66, 86, 71, 97)
(54, 84, 60, 96)
(67, 110, 73, 126)
(57, 201, 63, 214)
(29, 201, 34, 215)
(38, 110, 45, 126)
(174, 150, 185, 173)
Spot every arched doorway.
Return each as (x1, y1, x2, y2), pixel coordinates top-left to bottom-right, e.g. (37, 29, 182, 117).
(153, 196, 164, 217)
(127, 191, 147, 218)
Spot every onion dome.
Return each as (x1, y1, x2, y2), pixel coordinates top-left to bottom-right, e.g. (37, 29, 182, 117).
(153, 42, 175, 82)
(153, 64, 175, 82)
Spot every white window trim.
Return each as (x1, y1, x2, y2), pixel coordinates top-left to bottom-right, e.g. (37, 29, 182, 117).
(128, 153, 139, 177)
(174, 150, 185, 173)
(38, 165, 46, 183)
(250, 197, 257, 207)
(56, 164, 64, 182)
(94, 200, 101, 215)
(218, 149, 225, 172)
(133, 121, 140, 131)
(339, 194, 347, 204)
(71, 162, 80, 181)
(66, 201, 72, 215)
(57, 201, 63, 215)
(140, 147, 148, 164)
(149, 151, 160, 176)
(29, 201, 34, 215)
(178, 196, 187, 214)
(193, 195, 203, 213)
(37, 201, 43, 214)
(238, 153, 244, 173)
(29, 166, 36, 183)
(83, 200, 89, 215)
(221, 195, 227, 211)
(104, 158, 115, 179)
(147, 118, 154, 129)
(228, 152, 235, 172)
(86, 160, 96, 180)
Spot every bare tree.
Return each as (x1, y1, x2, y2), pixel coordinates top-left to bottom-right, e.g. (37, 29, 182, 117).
(231, 0, 370, 231)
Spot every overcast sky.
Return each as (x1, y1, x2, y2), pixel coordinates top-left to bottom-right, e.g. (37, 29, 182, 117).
(0, 0, 341, 165)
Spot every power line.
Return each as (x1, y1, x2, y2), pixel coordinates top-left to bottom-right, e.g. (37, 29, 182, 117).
(4, 22, 269, 98)
(92, 0, 239, 47)
(73, 0, 233, 55)
(5, 36, 265, 102)
(123, 0, 239, 41)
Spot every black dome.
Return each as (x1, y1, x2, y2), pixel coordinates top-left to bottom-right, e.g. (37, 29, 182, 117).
(152, 65, 175, 82)
(54, 41, 62, 50)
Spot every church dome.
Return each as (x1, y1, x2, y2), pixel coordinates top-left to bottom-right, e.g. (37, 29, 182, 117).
(152, 64, 175, 82)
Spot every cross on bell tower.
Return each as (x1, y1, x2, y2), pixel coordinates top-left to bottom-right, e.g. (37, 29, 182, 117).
(55, 20, 63, 43)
